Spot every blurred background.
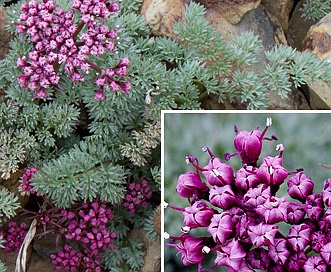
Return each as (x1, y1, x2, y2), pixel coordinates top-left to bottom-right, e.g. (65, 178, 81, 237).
(164, 112, 331, 272)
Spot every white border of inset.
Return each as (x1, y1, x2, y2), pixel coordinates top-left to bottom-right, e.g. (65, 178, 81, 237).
(160, 109, 331, 272)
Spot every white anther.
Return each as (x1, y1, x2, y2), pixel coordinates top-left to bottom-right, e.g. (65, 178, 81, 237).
(163, 202, 169, 208)
(211, 169, 220, 177)
(181, 226, 190, 233)
(202, 246, 211, 254)
(268, 166, 274, 175)
(164, 232, 170, 239)
(185, 156, 190, 164)
(266, 117, 272, 127)
(276, 144, 284, 152)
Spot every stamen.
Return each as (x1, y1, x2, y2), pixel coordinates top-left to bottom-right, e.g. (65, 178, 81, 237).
(181, 226, 190, 233)
(268, 166, 274, 175)
(202, 146, 215, 159)
(266, 117, 272, 127)
(164, 232, 170, 239)
(202, 246, 210, 254)
(234, 125, 239, 134)
(163, 202, 169, 208)
(276, 144, 284, 152)
(211, 169, 220, 178)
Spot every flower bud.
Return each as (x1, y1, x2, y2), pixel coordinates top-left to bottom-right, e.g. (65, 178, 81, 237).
(209, 184, 236, 210)
(256, 156, 288, 187)
(287, 223, 311, 252)
(176, 172, 209, 199)
(256, 196, 287, 224)
(174, 234, 207, 266)
(247, 222, 278, 247)
(305, 193, 324, 221)
(202, 158, 234, 186)
(304, 256, 327, 272)
(235, 166, 260, 192)
(246, 247, 270, 270)
(234, 128, 263, 165)
(183, 201, 215, 228)
(287, 172, 314, 202)
(322, 178, 331, 206)
(208, 212, 233, 244)
(214, 239, 246, 270)
(268, 238, 290, 266)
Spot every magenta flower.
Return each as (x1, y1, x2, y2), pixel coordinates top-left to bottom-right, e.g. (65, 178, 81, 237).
(322, 178, 331, 206)
(287, 172, 314, 202)
(235, 212, 261, 243)
(176, 172, 209, 199)
(305, 193, 324, 221)
(94, 90, 105, 101)
(172, 234, 207, 266)
(214, 239, 246, 270)
(208, 212, 233, 244)
(268, 238, 290, 266)
(287, 223, 311, 252)
(202, 157, 234, 186)
(310, 231, 328, 253)
(233, 128, 263, 165)
(256, 196, 287, 224)
(246, 247, 270, 270)
(235, 166, 260, 192)
(256, 156, 288, 187)
(286, 202, 305, 224)
(243, 183, 271, 208)
(303, 256, 327, 272)
(20, 167, 38, 195)
(247, 222, 278, 247)
(209, 185, 236, 210)
(287, 252, 308, 272)
(183, 201, 215, 228)
(321, 241, 331, 264)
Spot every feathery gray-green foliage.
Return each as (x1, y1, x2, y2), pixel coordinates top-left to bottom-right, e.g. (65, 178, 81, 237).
(0, 188, 20, 225)
(300, 0, 331, 20)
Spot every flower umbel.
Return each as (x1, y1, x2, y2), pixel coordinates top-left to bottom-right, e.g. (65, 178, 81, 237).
(165, 117, 331, 271)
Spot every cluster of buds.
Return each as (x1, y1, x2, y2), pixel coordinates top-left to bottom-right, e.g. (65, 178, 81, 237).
(19, 167, 38, 195)
(49, 201, 116, 271)
(16, 0, 130, 99)
(165, 118, 331, 271)
(0, 221, 28, 252)
(123, 180, 153, 214)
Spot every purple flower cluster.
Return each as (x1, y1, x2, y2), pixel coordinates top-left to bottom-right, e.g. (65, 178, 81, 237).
(16, 0, 130, 99)
(50, 201, 116, 271)
(19, 167, 38, 195)
(165, 118, 331, 271)
(123, 180, 153, 214)
(0, 221, 28, 252)
(51, 244, 83, 271)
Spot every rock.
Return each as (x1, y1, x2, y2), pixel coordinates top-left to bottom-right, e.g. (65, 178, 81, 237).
(0, 7, 12, 60)
(261, 0, 294, 32)
(152, 205, 161, 236)
(302, 12, 331, 59)
(288, 0, 317, 50)
(194, 0, 261, 24)
(140, 0, 186, 38)
(33, 232, 65, 260)
(128, 228, 161, 272)
(306, 81, 331, 109)
(300, 13, 331, 109)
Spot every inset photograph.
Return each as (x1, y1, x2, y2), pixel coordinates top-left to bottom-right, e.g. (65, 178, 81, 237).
(163, 111, 331, 272)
